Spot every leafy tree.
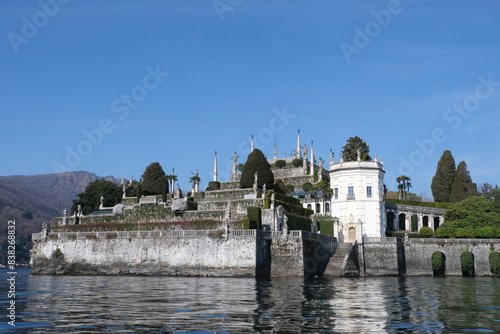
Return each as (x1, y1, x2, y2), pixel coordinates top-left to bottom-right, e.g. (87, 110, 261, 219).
(479, 182, 494, 198)
(396, 175, 412, 200)
(449, 161, 478, 203)
(445, 196, 500, 228)
(341, 136, 371, 162)
(431, 150, 456, 202)
(142, 162, 169, 195)
(72, 179, 122, 215)
(419, 226, 433, 238)
(240, 149, 274, 189)
(274, 179, 286, 194)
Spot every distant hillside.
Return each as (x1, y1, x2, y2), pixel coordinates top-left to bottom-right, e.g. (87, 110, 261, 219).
(0, 171, 121, 264)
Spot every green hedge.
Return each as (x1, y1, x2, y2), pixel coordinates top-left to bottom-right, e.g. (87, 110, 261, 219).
(318, 219, 334, 236)
(246, 207, 262, 230)
(286, 212, 312, 232)
(419, 227, 434, 238)
(263, 191, 313, 217)
(385, 198, 452, 209)
(435, 224, 500, 239)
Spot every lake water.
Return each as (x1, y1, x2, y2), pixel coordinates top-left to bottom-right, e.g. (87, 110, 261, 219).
(2, 269, 500, 333)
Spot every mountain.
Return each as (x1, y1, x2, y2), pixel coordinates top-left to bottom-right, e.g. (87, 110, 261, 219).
(0, 171, 121, 264)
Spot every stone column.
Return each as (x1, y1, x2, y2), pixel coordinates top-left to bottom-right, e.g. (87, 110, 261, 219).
(393, 212, 398, 231)
(405, 213, 411, 231)
(417, 213, 423, 231)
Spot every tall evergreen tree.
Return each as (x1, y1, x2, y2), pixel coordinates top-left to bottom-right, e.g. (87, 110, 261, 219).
(449, 161, 478, 203)
(341, 136, 371, 161)
(72, 179, 122, 215)
(431, 150, 456, 202)
(141, 162, 169, 195)
(240, 149, 274, 189)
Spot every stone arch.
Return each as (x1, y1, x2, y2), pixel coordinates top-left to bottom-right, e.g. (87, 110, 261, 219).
(315, 203, 321, 214)
(386, 212, 395, 232)
(461, 251, 475, 277)
(411, 214, 418, 232)
(348, 227, 356, 242)
(432, 251, 446, 276)
(398, 213, 406, 231)
(433, 217, 440, 230)
(423, 216, 429, 227)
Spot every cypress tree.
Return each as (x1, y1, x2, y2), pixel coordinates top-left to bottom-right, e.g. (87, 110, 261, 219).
(449, 161, 478, 203)
(431, 150, 456, 202)
(240, 149, 274, 189)
(141, 162, 169, 195)
(341, 136, 371, 161)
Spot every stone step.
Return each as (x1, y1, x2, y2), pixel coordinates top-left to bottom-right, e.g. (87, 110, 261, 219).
(323, 242, 355, 277)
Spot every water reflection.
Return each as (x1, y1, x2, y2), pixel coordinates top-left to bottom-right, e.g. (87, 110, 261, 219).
(3, 269, 500, 333)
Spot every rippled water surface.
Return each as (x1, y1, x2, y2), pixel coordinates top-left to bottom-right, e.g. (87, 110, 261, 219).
(2, 269, 500, 333)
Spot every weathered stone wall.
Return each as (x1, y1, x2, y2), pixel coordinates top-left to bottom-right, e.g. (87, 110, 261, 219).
(360, 238, 500, 276)
(361, 240, 400, 276)
(403, 239, 500, 276)
(32, 230, 270, 277)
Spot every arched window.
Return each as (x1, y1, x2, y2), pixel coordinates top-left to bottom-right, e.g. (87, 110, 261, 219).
(307, 204, 312, 210)
(315, 203, 321, 214)
(325, 202, 330, 213)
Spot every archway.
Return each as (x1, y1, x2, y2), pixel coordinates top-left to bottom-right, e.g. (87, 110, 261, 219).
(398, 213, 406, 231)
(423, 216, 429, 227)
(411, 214, 418, 232)
(386, 212, 395, 232)
(348, 227, 356, 242)
(461, 251, 475, 277)
(433, 217, 440, 230)
(432, 251, 446, 276)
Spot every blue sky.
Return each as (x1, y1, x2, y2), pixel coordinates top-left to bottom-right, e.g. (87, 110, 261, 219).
(1, 0, 500, 198)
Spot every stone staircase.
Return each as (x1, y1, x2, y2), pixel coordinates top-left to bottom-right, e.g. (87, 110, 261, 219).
(323, 242, 360, 277)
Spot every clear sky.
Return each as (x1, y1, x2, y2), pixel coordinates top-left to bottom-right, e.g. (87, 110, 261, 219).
(1, 0, 499, 198)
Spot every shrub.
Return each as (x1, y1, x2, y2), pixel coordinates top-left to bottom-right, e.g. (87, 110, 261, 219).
(275, 160, 286, 168)
(106, 232, 118, 239)
(435, 225, 456, 238)
(207, 181, 221, 191)
(52, 248, 64, 260)
(476, 226, 495, 238)
(285, 184, 295, 193)
(292, 158, 302, 167)
(461, 251, 475, 276)
(489, 252, 500, 275)
(432, 252, 446, 276)
(240, 149, 274, 189)
(302, 182, 313, 192)
(419, 227, 433, 238)
(455, 227, 475, 238)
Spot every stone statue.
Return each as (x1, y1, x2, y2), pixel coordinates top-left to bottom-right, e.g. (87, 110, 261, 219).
(62, 208, 67, 226)
(302, 144, 308, 158)
(282, 213, 289, 236)
(330, 150, 334, 166)
(122, 182, 127, 198)
(100, 195, 104, 209)
(357, 149, 361, 162)
(129, 176, 133, 186)
(253, 171, 258, 194)
(271, 192, 275, 210)
(77, 204, 82, 217)
(275, 205, 284, 231)
(273, 145, 277, 159)
(262, 183, 266, 195)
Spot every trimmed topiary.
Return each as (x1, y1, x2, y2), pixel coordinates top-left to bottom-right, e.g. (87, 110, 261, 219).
(207, 181, 221, 191)
(489, 252, 500, 275)
(285, 184, 295, 193)
(432, 251, 446, 276)
(302, 182, 313, 192)
(275, 160, 286, 168)
(240, 149, 274, 189)
(461, 251, 475, 276)
(292, 158, 302, 167)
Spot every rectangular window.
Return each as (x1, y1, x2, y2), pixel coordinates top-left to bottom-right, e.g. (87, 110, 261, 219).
(347, 186, 355, 199)
(367, 186, 372, 198)
(334, 188, 338, 200)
